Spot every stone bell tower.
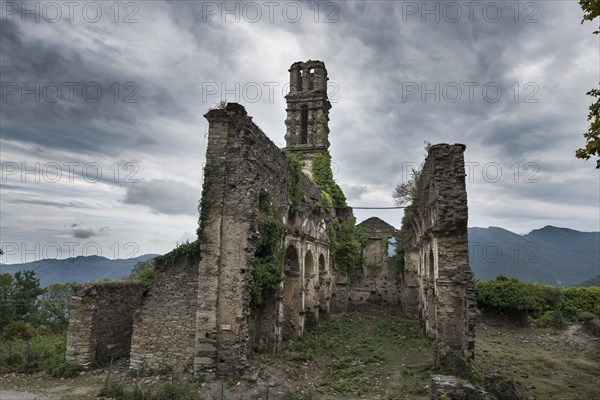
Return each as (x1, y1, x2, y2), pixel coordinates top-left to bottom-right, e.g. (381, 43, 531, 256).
(284, 60, 331, 177)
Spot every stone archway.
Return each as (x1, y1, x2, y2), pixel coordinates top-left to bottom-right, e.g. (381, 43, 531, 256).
(318, 253, 329, 318)
(282, 245, 302, 340)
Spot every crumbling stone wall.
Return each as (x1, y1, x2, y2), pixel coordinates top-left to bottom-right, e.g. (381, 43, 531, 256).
(129, 249, 199, 372)
(66, 281, 144, 365)
(349, 217, 401, 305)
(400, 144, 476, 360)
(65, 61, 477, 382)
(197, 103, 334, 378)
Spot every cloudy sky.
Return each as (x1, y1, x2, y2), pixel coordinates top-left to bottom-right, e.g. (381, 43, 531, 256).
(1, 0, 598, 263)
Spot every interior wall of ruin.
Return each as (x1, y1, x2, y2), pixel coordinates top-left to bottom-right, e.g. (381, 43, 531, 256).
(65, 281, 145, 366)
(400, 144, 476, 359)
(348, 217, 402, 305)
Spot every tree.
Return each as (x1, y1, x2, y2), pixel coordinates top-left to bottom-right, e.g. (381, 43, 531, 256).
(392, 168, 422, 207)
(0, 273, 15, 332)
(576, 0, 600, 168)
(38, 283, 74, 333)
(129, 260, 156, 286)
(12, 270, 45, 323)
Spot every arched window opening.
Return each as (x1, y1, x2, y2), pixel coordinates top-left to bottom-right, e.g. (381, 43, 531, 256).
(300, 105, 309, 144)
(304, 250, 315, 280)
(318, 254, 326, 274)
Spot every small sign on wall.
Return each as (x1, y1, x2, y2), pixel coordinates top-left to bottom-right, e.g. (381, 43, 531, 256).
(220, 324, 232, 331)
(444, 307, 455, 313)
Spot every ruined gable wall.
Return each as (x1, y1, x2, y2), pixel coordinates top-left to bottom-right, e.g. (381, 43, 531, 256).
(400, 144, 475, 359)
(66, 281, 145, 365)
(349, 217, 401, 305)
(129, 250, 199, 372)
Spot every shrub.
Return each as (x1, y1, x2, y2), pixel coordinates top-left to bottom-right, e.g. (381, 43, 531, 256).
(476, 276, 600, 326)
(4, 321, 37, 341)
(561, 287, 600, 321)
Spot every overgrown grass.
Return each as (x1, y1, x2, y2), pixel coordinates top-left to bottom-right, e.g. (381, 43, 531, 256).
(0, 333, 81, 377)
(272, 306, 435, 399)
(99, 379, 202, 400)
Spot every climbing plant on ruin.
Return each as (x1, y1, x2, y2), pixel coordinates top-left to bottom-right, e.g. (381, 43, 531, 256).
(197, 165, 214, 240)
(312, 152, 347, 209)
(329, 217, 369, 275)
(288, 153, 303, 217)
(251, 205, 286, 309)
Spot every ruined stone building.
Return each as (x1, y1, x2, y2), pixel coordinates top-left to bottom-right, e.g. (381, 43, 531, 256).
(66, 60, 475, 377)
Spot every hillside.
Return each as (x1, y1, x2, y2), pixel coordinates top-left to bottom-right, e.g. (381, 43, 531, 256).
(468, 226, 600, 287)
(577, 274, 600, 287)
(0, 254, 159, 287)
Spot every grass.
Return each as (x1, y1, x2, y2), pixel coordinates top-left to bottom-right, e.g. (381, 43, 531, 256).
(258, 305, 436, 399)
(474, 321, 600, 400)
(0, 333, 77, 375)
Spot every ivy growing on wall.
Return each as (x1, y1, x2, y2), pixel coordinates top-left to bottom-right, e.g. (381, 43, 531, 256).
(288, 153, 303, 217)
(197, 165, 214, 241)
(329, 217, 369, 275)
(251, 205, 286, 309)
(312, 152, 347, 209)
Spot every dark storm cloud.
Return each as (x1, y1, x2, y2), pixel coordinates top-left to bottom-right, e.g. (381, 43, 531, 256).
(123, 179, 199, 216)
(0, 0, 597, 264)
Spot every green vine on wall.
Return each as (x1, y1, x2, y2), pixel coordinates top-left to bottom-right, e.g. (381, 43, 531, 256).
(312, 152, 347, 209)
(251, 205, 286, 309)
(288, 153, 303, 217)
(329, 218, 369, 275)
(197, 165, 214, 241)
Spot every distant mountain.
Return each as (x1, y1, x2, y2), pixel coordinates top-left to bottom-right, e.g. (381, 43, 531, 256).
(0, 254, 160, 287)
(468, 226, 600, 287)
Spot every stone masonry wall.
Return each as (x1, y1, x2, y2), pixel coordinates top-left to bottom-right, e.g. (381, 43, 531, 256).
(349, 217, 401, 305)
(400, 144, 476, 359)
(129, 250, 200, 372)
(197, 103, 334, 378)
(66, 281, 145, 365)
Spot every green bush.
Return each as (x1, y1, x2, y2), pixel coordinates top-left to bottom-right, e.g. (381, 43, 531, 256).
(0, 333, 66, 373)
(476, 276, 600, 325)
(561, 287, 600, 321)
(47, 361, 84, 378)
(4, 321, 37, 341)
(475, 276, 559, 318)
